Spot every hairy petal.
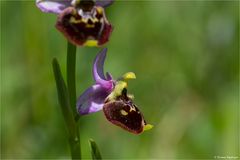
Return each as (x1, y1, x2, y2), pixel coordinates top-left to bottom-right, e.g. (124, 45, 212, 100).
(36, 0, 71, 14)
(95, 0, 114, 8)
(93, 48, 113, 90)
(76, 84, 110, 115)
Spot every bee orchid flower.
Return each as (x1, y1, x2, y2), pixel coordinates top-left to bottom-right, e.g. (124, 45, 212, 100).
(36, 0, 113, 46)
(76, 48, 153, 134)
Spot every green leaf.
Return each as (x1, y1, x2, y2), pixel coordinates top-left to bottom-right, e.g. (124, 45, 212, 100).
(52, 58, 81, 159)
(52, 58, 76, 136)
(89, 139, 102, 160)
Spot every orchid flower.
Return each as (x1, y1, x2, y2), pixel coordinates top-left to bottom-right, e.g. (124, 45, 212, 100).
(76, 48, 153, 134)
(36, 0, 113, 46)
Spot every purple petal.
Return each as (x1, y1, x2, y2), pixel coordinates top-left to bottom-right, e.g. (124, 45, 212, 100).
(77, 84, 110, 115)
(95, 0, 114, 8)
(93, 48, 113, 90)
(106, 72, 113, 80)
(36, 0, 71, 14)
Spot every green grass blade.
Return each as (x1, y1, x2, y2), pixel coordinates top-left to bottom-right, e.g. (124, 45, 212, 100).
(89, 139, 102, 160)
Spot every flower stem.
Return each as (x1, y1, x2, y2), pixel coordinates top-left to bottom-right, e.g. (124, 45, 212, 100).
(66, 41, 81, 159)
(67, 41, 77, 114)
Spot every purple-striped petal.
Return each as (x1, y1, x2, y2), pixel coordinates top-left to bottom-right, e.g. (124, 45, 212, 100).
(95, 0, 114, 8)
(93, 48, 113, 90)
(36, 0, 71, 14)
(77, 84, 110, 115)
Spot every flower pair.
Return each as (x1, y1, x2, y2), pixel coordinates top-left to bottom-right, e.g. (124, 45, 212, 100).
(37, 0, 152, 134)
(36, 0, 113, 46)
(76, 48, 153, 134)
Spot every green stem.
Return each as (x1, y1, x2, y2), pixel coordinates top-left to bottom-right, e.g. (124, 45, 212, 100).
(67, 41, 77, 113)
(67, 42, 81, 122)
(66, 42, 81, 159)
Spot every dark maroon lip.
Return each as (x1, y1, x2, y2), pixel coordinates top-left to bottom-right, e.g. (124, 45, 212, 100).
(103, 88, 147, 134)
(103, 101, 145, 134)
(55, 6, 113, 46)
(105, 119, 144, 134)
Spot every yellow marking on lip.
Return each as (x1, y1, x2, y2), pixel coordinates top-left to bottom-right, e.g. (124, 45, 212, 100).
(143, 124, 153, 131)
(70, 17, 99, 24)
(82, 18, 99, 23)
(70, 17, 82, 23)
(129, 106, 136, 112)
(120, 110, 128, 116)
(83, 40, 98, 47)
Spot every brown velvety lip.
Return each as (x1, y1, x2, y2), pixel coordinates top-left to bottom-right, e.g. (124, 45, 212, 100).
(55, 6, 113, 46)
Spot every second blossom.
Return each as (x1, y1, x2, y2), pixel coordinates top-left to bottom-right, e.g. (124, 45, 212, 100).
(36, 0, 113, 46)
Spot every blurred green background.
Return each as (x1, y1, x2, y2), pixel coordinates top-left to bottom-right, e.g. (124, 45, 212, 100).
(1, 1, 239, 159)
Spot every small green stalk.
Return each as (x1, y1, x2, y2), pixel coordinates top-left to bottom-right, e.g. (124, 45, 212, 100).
(67, 42, 77, 114)
(66, 42, 81, 159)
